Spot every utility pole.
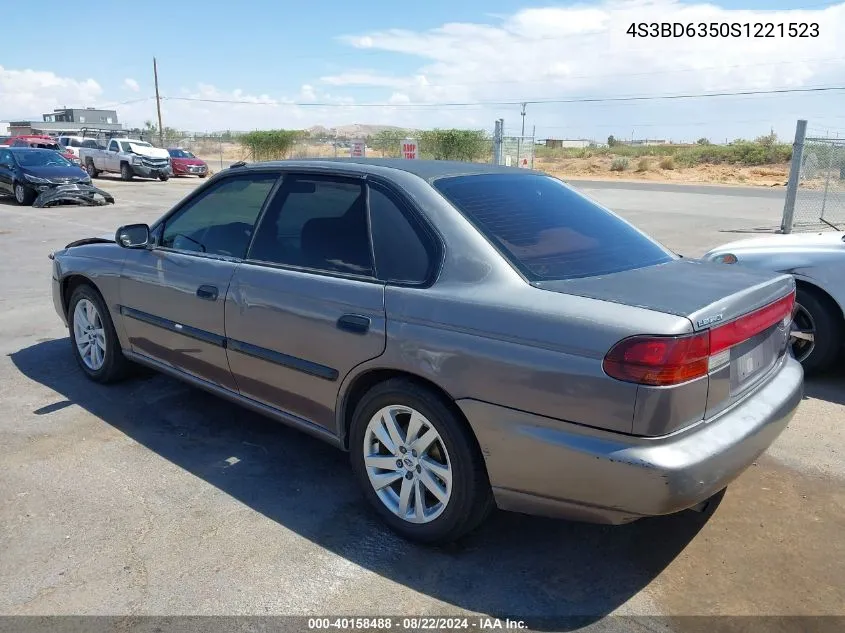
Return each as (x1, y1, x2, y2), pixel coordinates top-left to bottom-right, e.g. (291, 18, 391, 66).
(520, 102, 527, 137)
(153, 57, 164, 147)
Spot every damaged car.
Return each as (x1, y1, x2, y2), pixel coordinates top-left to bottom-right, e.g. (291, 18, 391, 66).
(0, 147, 114, 207)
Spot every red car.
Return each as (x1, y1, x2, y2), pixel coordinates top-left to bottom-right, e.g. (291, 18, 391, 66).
(9, 135, 79, 164)
(167, 148, 208, 177)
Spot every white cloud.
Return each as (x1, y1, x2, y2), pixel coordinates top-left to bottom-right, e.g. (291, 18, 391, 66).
(332, 0, 845, 140)
(0, 66, 102, 119)
(3, 2, 844, 140)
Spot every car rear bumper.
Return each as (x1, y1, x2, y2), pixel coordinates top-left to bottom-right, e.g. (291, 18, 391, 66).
(457, 354, 803, 524)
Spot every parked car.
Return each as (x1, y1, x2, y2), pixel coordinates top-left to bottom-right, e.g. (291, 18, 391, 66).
(704, 231, 845, 373)
(167, 148, 208, 178)
(8, 135, 79, 165)
(0, 147, 113, 207)
(79, 137, 171, 181)
(49, 159, 802, 543)
(58, 136, 101, 159)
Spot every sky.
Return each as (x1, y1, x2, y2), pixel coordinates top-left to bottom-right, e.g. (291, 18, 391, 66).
(1, 0, 844, 142)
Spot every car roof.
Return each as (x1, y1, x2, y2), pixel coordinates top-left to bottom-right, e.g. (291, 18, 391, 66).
(9, 147, 58, 152)
(234, 158, 541, 182)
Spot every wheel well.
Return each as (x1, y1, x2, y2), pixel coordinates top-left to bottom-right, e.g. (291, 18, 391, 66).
(340, 369, 476, 452)
(795, 279, 845, 323)
(61, 274, 98, 318)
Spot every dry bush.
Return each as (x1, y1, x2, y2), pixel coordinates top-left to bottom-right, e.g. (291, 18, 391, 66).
(636, 158, 650, 172)
(659, 157, 676, 170)
(610, 158, 629, 172)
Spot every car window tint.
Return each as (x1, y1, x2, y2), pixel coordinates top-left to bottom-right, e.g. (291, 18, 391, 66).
(161, 173, 278, 258)
(249, 175, 373, 276)
(108, 141, 118, 151)
(369, 184, 431, 283)
(434, 173, 673, 281)
(0, 149, 11, 165)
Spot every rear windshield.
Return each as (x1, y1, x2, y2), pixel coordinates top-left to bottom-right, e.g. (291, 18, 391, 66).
(433, 173, 673, 281)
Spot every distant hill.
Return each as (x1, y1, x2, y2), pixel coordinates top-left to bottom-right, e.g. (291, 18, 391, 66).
(307, 124, 414, 139)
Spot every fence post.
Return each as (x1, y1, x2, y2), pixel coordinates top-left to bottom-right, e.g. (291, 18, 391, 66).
(492, 119, 503, 165)
(781, 119, 807, 234)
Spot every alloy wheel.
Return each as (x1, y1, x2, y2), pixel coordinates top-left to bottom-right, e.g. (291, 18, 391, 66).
(14, 184, 26, 203)
(73, 298, 107, 371)
(790, 302, 816, 363)
(363, 405, 452, 524)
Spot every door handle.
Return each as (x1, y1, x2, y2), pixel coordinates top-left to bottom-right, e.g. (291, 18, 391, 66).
(196, 285, 219, 301)
(337, 314, 370, 334)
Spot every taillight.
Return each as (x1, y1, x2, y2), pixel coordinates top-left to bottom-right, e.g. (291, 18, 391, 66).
(603, 289, 796, 387)
(603, 332, 711, 386)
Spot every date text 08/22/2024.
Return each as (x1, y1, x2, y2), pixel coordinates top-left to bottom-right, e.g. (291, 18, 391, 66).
(627, 22, 819, 38)
(307, 617, 528, 630)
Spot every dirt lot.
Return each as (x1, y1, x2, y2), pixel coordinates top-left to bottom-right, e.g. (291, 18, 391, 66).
(0, 176, 843, 631)
(536, 156, 790, 188)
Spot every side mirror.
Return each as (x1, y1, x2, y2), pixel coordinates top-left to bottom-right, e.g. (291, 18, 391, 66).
(116, 224, 150, 248)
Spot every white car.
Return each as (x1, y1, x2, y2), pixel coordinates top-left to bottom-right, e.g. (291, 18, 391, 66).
(57, 136, 100, 158)
(704, 231, 845, 373)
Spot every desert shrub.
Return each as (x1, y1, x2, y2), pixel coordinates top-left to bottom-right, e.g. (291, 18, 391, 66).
(610, 158, 629, 172)
(239, 130, 304, 160)
(418, 129, 490, 161)
(636, 158, 650, 172)
(659, 156, 676, 170)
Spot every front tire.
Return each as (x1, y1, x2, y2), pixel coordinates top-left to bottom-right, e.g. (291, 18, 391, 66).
(85, 160, 99, 178)
(349, 379, 493, 544)
(13, 182, 35, 205)
(68, 284, 129, 384)
(792, 286, 843, 374)
(120, 163, 134, 181)
(159, 174, 169, 181)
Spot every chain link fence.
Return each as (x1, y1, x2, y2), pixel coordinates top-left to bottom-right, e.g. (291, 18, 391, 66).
(782, 121, 845, 232)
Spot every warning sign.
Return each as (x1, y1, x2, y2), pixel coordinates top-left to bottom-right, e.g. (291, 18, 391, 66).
(350, 140, 366, 158)
(400, 138, 418, 159)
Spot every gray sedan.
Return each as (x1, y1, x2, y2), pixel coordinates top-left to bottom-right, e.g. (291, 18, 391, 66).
(704, 231, 844, 374)
(50, 159, 802, 543)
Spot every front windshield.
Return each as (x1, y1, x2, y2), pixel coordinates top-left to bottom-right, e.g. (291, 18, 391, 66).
(168, 149, 195, 158)
(14, 150, 73, 168)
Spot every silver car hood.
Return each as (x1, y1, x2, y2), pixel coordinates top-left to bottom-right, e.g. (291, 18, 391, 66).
(707, 231, 845, 255)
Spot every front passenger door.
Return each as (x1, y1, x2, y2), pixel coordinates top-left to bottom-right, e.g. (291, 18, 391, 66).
(119, 172, 279, 390)
(0, 149, 14, 194)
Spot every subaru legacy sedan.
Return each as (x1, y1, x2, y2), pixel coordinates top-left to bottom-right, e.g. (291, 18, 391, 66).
(49, 159, 803, 543)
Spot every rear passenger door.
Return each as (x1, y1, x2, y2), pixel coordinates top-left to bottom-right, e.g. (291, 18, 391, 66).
(224, 173, 386, 433)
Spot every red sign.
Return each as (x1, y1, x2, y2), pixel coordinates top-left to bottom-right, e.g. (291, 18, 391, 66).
(401, 138, 418, 159)
(350, 140, 366, 158)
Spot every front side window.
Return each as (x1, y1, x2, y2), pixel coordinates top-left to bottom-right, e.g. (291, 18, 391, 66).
(160, 173, 278, 258)
(434, 173, 673, 281)
(248, 174, 372, 276)
(108, 141, 119, 152)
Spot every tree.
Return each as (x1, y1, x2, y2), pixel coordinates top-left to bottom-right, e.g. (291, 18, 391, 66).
(371, 129, 408, 157)
(696, 137, 711, 145)
(238, 129, 305, 160)
(607, 135, 617, 147)
(418, 129, 489, 161)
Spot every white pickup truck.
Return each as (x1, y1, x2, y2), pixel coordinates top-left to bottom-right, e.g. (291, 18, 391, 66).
(79, 138, 172, 181)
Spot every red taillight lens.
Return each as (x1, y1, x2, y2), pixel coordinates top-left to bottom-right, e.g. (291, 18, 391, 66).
(710, 290, 795, 354)
(603, 332, 711, 386)
(603, 290, 795, 387)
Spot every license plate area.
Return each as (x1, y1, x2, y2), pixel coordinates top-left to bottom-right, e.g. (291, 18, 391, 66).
(729, 324, 784, 395)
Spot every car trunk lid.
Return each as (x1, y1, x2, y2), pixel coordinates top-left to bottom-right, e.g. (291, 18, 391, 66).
(536, 258, 796, 434)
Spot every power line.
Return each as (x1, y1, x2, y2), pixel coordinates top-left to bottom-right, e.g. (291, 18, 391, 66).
(323, 56, 845, 90)
(161, 85, 845, 108)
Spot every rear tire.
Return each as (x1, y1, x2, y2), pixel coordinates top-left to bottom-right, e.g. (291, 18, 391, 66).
(198, 174, 207, 178)
(793, 286, 842, 374)
(159, 174, 169, 181)
(85, 160, 99, 178)
(120, 163, 134, 181)
(68, 284, 130, 384)
(349, 378, 493, 544)
(13, 182, 35, 205)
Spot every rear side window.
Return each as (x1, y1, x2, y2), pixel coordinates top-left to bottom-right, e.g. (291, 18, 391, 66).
(248, 175, 373, 276)
(434, 173, 672, 281)
(368, 183, 432, 284)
